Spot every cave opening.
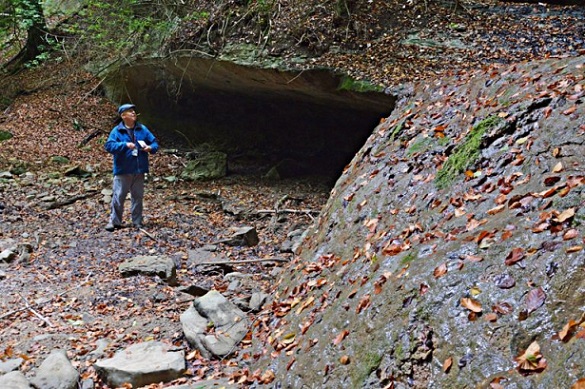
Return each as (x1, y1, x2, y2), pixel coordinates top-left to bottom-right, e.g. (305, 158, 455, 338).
(105, 58, 396, 181)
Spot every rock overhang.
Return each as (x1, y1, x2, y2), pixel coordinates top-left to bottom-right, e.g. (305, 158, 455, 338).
(102, 56, 396, 178)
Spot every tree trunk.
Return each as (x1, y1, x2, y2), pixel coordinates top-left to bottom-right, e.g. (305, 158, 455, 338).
(3, 0, 49, 73)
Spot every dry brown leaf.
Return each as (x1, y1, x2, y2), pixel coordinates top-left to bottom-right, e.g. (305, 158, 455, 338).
(443, 357, 453, 373)
(505, 247, 525, 266)
(515, 341, 547, 373)
(566, 246, 583, 253)
(571, 378, 585, 389)
(563, 229, 580, 241)
(555, 208, 576, 223)
(333, 330, 349, 346)
(434, 263, 447, 278)
(339, 355, 351, 365)
(485, 312, 498, 322)
(461, 297, 482, 313)
(487, 205, 505, 215)
(526, 287, 546, 314)
(558, 319, 578, 342)
(552, 162, 564, 173)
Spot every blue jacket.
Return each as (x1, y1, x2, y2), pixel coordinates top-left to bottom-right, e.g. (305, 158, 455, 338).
(105, 121, 159, 175)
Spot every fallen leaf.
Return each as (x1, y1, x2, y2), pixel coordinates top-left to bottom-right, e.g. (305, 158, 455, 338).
(544, 176, 561, 186)
(487, 205, 505, 215)
(558, 319, 578, 342)
(356, 294, 371, 314)
(571, 378, 585, 389)
(515, 341, 547, 374)
(333, 330, 349, 346)
(554, 208, 575, 223)
(566, 246, 583, 253)
(492, 302, 513, 315)
(340, 355, 351, 365)
(504, 247, 525, 266)
(563, 105, 577, 115)
(443, 357, 453, 373)
(485, 312, 498, 322)
(563, 229, 579, 241)
(525, 287, 546, 314)
(461, 297, 482, 313)
(434, 263, 447, 278)
(552, 162, 564, 173)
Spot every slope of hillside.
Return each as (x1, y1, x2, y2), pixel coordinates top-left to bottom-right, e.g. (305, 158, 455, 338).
(250, 55, 585, 388)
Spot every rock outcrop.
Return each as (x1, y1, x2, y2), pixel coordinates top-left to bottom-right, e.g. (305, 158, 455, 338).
(251, 55, 585, 388)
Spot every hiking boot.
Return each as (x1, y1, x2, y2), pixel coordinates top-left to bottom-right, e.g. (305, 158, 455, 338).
(105, 222, 121, 232)
(133, 223, 144, 229)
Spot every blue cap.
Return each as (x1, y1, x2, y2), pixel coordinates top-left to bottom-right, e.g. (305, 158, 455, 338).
(117, 104, 135, 115)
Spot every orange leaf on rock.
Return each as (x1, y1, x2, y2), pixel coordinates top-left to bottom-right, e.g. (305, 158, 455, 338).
(340, 355, 351, 365)
(434, 263, 447, 278)
(487, 205, 505, 215)
(558, 319, 579, 342)
(504, 247, 525, 266)
(566, 246, 583, 253)
(552, 162, 564, 173)
(461, 297, 482, 313)
(515, 341, 547, 374)
(563, 229, 579, 240)
(333, 330, 349, 346)
(443, 357, 453, 373)
(563, 105, 577, 115)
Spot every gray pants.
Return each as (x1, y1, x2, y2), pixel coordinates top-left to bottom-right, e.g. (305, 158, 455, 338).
(110, 174, 144, 226)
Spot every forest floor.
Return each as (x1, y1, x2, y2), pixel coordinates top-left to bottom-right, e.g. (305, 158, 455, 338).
(0, 62, 333, 386)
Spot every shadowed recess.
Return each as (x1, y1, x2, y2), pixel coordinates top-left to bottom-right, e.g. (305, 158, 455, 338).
(103, 57, 396, 178)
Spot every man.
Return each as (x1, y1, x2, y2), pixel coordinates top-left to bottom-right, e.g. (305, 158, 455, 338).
(105, 104, 159, 231)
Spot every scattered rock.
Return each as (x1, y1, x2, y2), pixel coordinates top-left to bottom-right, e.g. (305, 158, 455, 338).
(181, 290, 249, 359)
(30, 349, 79, 389)
(118, 255, 178, 286)
(181, 151, 227, 181)
(94, 341, 185, 388)
(0, 371, 31, 389)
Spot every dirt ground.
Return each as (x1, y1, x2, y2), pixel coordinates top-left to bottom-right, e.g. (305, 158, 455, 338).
(0, 64, 331, 387)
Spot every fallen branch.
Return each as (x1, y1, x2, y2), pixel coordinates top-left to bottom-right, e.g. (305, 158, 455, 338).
(19, 293, 53, 327)
(44, 192, 98, 210)
(139, 228, 157, 241)
(78, 129, 103, 147)
(195, 257, 289, 266)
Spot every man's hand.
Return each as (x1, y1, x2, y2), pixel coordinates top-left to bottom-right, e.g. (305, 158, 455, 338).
(126, 142, 136, 149)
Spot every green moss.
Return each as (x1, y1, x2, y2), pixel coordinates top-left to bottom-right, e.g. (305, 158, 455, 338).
(390, 121, 404, 142)
(351, 351, 383, 387)
(338, 76, 384, 93)
(0, 131, 13, 142)
(400, 251, 417, 266)
(407, 136, 434, 156)
(435, 115, 503, 189)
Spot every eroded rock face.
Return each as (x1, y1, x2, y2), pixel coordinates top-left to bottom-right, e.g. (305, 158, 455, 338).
(103, 57, 395, 177)
(252, 55, 585, 388)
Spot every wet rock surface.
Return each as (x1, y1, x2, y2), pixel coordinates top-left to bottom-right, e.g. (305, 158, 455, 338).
(251, 55, 585, 388)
